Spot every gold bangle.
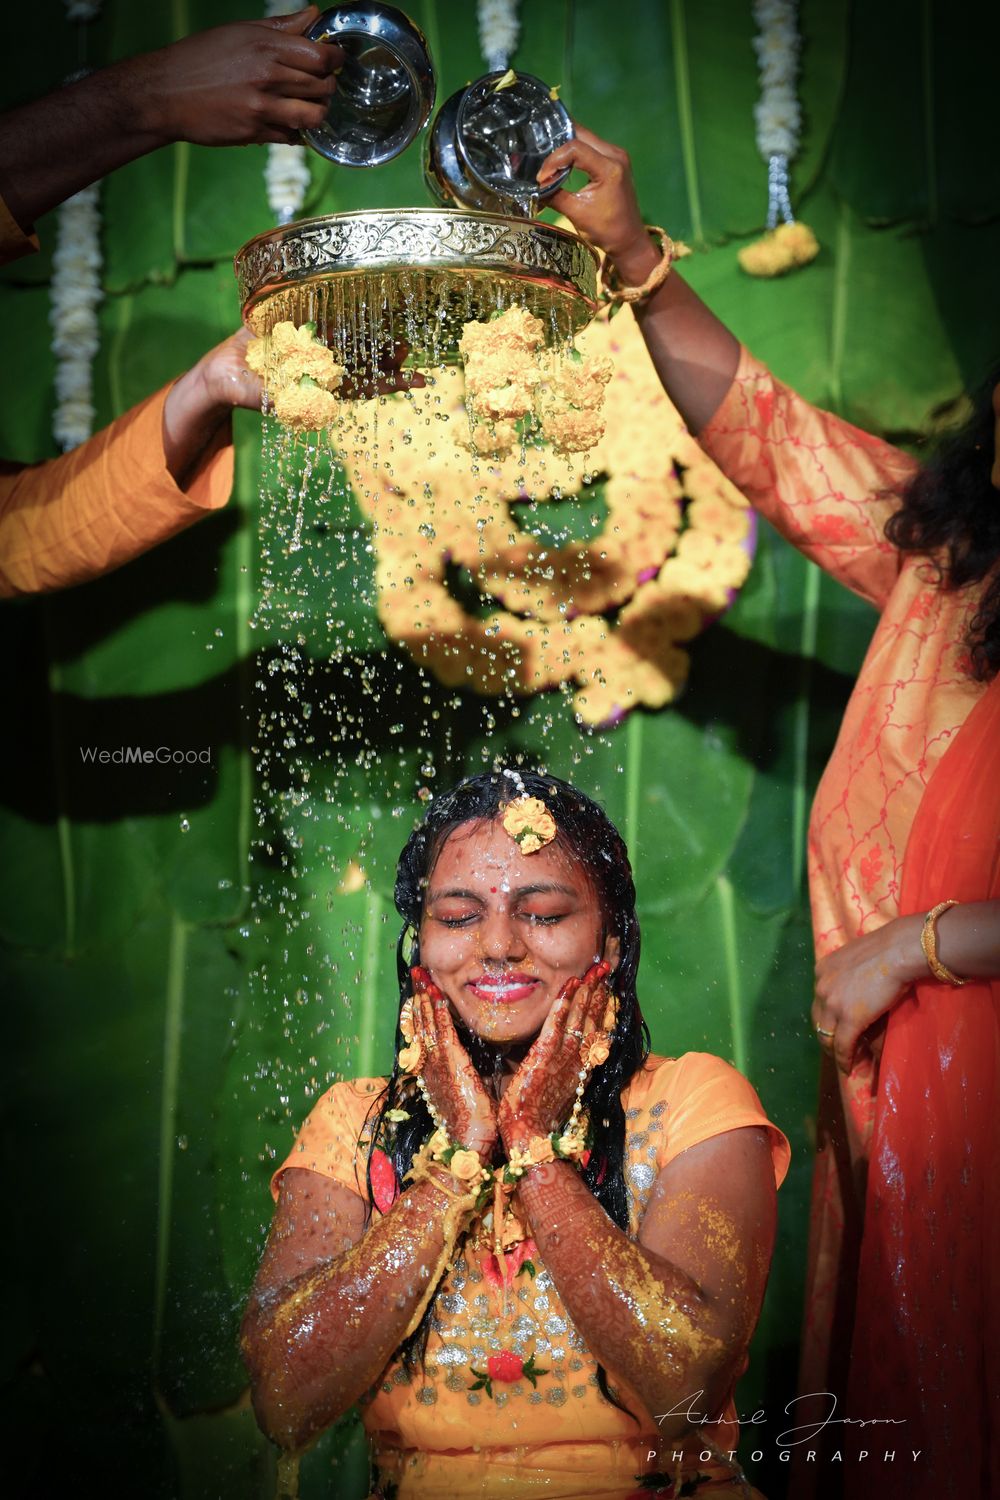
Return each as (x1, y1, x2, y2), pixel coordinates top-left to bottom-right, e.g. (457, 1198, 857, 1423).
(919, 899, 967, 986)
(601, 226, 691, 307)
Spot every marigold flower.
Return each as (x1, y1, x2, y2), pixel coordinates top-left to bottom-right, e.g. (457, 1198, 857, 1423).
(738, 220, 819, 278)
(272, 381, 340, 434)
(245, 320, 344, 395)
(537, 401, 605, 454)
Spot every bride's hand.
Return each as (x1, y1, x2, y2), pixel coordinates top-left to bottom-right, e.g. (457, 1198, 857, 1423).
(497, 959, 612, 1153)
(409, 967, 498, 1162)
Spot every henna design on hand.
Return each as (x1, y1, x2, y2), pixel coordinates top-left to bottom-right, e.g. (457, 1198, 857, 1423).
(410, 966, 497, 1158)
(498, 959, 611, 1149)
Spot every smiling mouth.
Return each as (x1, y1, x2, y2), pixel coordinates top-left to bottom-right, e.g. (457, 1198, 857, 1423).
(467, 974, 540, 1004)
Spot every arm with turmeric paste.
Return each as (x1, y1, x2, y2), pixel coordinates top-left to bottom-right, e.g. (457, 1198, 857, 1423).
(496, 971, 776, 1437)
(243, 987, 500, 1451)
(512, 1128, 776, 1437)
(241, 1165, 478, 1451)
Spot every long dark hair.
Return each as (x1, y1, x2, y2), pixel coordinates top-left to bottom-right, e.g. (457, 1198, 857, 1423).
(363, 769, 650, 1409)
(885, 363, 1000, 680)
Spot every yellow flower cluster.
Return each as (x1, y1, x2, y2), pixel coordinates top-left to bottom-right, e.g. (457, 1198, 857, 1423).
(244, 320, 345, 433)
(460, 306, 544, 428)
(459, 306, 614, 455)
(537, 351, 614, 455)
(500, 795, 557, 854)
(341, 297, 753, 728)
(737, 220, 820, 278)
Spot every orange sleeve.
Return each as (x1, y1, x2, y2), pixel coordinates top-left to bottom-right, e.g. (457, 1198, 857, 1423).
(0, 192, 39, 266)
(648, 1052, 790, 1188)
(271, 1077, 388, 1202)
(0, 383, 233, 598)
(698, 345, 920, 612)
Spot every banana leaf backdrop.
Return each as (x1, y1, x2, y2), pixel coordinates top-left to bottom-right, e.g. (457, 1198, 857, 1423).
(1, 2, 998, 1496)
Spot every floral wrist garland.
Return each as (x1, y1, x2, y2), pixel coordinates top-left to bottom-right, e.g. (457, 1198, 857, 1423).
(739, 0, 819, 277)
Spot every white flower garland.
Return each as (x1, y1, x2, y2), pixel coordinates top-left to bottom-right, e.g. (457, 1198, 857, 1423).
(478, 0, 520, 72)
(50, 186, 103, 451)
(51, 1, 103, 451)
(264, 0, 312, 223)
(751, 0, 800, 228)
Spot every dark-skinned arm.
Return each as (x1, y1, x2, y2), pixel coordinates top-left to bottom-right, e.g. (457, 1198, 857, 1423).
(538, 127, 740, 435)
(497, 969, 776, 1439)
(0, 7, 341, 235)
(242, 1165, 478, 1452)
(814, 898, 1000, 1074)
(512, 1127, 776, 1437)
(243, 976, 499, 1452)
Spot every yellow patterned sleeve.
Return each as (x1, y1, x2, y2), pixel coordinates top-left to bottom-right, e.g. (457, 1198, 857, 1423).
(270, 1077, 387, 1202)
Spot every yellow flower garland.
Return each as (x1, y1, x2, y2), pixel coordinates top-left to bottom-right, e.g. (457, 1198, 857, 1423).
(341, 300, 753, 726)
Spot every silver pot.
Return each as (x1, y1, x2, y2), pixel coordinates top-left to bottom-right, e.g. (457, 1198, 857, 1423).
(303, 2, 435, 168)
(426, 71, 573, 216)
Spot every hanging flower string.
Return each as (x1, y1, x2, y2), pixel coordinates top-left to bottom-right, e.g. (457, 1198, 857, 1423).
(739, 0, 819, 277)
(264, 0, 312, 223)
(477, 0, 521, 72)
(51, 1, 103, 451)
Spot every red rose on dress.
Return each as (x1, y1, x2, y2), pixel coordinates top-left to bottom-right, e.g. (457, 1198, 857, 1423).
(481, 1236, 538, 1290)
(470, 1348, 547, 1396)
(487, 1350, 524, 1383)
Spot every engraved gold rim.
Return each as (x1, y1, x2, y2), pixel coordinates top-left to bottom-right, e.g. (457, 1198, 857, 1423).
(233, 208, 600, 338)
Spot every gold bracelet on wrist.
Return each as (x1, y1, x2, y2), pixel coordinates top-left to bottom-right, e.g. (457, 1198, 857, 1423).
(919, 899, 967, 986)
(601, 225, 691, 308)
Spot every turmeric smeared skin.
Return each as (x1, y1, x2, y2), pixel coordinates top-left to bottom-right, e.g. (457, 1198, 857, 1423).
(512, 1124, 776, 1440)
(241, 1168, 471, 1453)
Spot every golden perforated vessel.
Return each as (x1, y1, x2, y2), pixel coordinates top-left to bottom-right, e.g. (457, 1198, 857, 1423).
(234, 207, 600, 365)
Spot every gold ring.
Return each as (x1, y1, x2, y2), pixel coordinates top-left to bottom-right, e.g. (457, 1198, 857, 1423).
(815, 1025, 835, 1040)
(567, 1028, 584, 1040)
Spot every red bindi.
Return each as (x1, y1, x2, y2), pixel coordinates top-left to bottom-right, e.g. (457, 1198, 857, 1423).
(490, 886, 497, 893)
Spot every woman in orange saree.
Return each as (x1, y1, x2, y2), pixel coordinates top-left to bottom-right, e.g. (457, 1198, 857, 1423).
(539, 128, 1000, 1499)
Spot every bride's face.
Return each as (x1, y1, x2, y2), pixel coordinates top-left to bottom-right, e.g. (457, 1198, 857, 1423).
(418, 817, 617, 1046)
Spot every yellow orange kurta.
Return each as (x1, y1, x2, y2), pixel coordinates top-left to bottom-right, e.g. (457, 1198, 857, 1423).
(274, 1051, 789, 1500)
(698, 348, 988, 1450)
(0, 384, 233, 597)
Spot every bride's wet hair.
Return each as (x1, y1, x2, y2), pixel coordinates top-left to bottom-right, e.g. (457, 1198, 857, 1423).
(362, 769, 650, 1406)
